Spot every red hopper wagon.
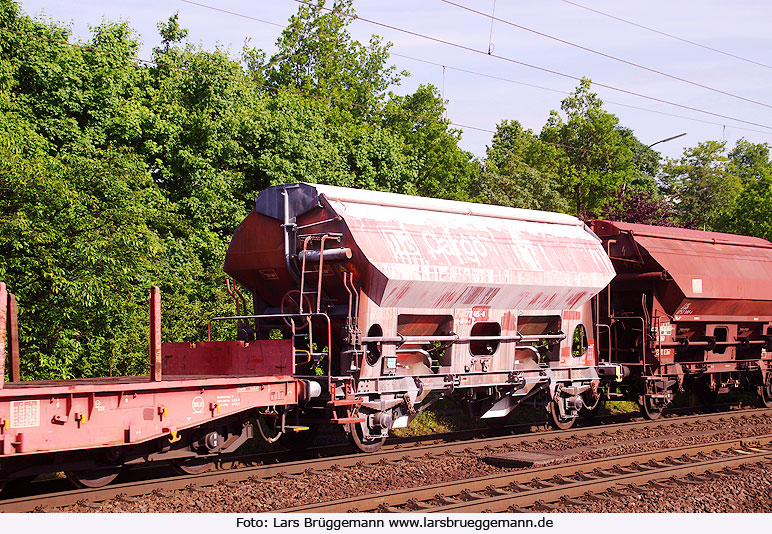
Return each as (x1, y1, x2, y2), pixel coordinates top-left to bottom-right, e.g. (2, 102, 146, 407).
(225, 183, 616, 447)
(590, 221, 772, 416)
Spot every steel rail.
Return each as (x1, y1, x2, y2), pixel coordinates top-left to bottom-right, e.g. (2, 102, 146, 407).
(277, 435, 772, 513)
(2, 407, 770, 512)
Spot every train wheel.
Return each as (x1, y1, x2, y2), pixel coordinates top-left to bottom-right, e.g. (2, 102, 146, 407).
(758, 380, 772, 409)
(347, 421, 387, 453)
(66, 466, 122, 488)
(171, 457, 215, 475)
(548, 400, 575, 430)
(640, 396, 663, 420)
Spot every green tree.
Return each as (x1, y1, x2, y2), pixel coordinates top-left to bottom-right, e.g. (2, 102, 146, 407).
(264, 0, 404, 118)
(0, 113, 168, 379)
(476, 120, 569, 212)
(659, 140, 741, 230)
(539, 79, 639, 217)
(714, 140, 772, 238)
(383, 84, 477, 200)
(0, 0, 483, 380)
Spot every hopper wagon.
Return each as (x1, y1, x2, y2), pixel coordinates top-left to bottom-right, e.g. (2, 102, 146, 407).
(224, 183, 616, 446)
(590, 221, 772, 417)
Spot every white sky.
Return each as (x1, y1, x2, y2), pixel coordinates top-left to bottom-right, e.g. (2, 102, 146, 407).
(17, 0, 772, 162)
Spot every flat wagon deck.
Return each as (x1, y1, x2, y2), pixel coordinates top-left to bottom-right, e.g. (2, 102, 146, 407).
(0, 283, 303, 488)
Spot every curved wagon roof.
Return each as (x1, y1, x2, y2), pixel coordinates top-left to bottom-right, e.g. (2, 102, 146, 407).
(231, 183, 615, 311)
(593, 220, 772, 302)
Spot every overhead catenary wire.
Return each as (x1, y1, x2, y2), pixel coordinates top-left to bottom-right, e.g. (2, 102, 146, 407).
(173, 0, 772, 139)
(558, 0, 772, 71)
(0, 25, 632, 164)
(282, 0, 772, 131)
(440, 0, 772, 110)
(174, 0, 772, 135)
(389, 51, 772, 137)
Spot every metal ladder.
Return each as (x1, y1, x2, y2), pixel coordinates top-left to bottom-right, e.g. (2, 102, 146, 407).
(293, 233, 341, 366)
(298, 234, 364, 423)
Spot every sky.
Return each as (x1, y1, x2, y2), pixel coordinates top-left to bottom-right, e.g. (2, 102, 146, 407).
(16, 0, 772, 161)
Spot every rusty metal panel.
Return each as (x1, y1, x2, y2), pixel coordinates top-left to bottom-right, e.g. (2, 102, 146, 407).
(162, 339, 293, 376)
(316, 187, 615, 311)
(600, 221, 772, 301)
(0, 375, 298, 456)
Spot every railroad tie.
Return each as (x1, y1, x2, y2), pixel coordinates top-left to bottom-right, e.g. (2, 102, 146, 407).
(508, 482, 533, 492)
(377, 503, 403, 513)
(592, 468, 614, 478)
(669, 476, 698, 486)
(625, 484, 650, 494)
(458, 489, 482, 501)
(77, 500, 103, 509)
(611, 464, 636, 475)
(606, 488, 634, 498)
(532, 499, 563, 512)
(583, 491, 612, 502)
(405, 499, 432, 511)
(629, 461, 653, 472)
(722, 467, 743, 476)
(434, 493, 461, 505)
(506, 504, 528, 513)
(560, 496, 588, 506)
(572, 470, 599, 481)
(484, 485, 510, 497)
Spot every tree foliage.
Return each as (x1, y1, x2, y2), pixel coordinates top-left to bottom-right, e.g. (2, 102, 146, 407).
(265, 0, 404, 118)
(479, 80, 659, 220)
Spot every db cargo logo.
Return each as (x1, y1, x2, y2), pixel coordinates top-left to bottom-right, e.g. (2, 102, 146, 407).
(421, 228, 489, 266)
(379, 229, 423, 262)
(192, 396, 205, 413)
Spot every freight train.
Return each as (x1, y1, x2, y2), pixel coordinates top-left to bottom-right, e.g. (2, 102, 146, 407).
(1, 183, 771, 489)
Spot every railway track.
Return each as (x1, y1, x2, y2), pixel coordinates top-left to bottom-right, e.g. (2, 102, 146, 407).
(277, 436, 772, 513)
(1, 406, 770, 512)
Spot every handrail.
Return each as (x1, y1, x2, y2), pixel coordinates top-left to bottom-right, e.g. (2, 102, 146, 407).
(206, 312, 333, 394)
(207, 312, 327, 341)
(359, 333, 566, 344)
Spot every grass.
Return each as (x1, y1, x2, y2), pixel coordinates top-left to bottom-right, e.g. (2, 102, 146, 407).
(391, 399, 482, 437)
(600, 400, 639, 414)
